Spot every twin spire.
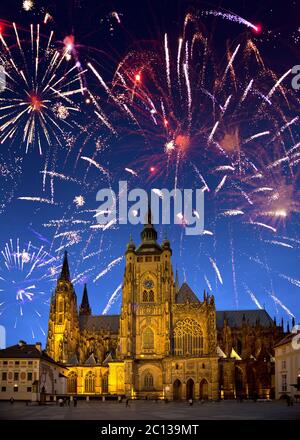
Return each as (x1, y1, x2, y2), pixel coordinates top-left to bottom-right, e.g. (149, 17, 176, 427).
(58, 251, 91, 316)
(79, 284, 91, 316)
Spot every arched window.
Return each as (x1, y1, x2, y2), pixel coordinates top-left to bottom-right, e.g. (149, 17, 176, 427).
(102, 373, 108, 394)
(84, 371, 95, 393)
(142, 290, 155, 303)
(143, 290, 148, 302)
(144, 372, 154, 390)
(148, 290, 154, 302)
(143, 327, 154, 350)
(67, 371, 77, 394)
(173, 319, 203, 356)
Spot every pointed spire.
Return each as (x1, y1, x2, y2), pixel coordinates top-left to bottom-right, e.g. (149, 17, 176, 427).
(273, 316, 277, 326)
(79, 284, 91, 316)
(287, 322, 290, 333)
(59, 251, 70, 281)
(146, 202, 152, 225)
(140, 206, 157, 243)
(292, 317, 295, 328)
(281, 317, 284, 329)
(126, 233, 136, 252)
(203, 289, 207, 301)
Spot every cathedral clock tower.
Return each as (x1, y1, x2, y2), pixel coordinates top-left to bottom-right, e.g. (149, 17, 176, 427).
(118, 212, 176, 396)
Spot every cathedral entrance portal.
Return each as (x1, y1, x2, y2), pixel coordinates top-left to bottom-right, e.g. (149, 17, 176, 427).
(186, 378, 194, 400)
(235, 366, 243, 398)
(173, 379, 182, 400)
(199, 379, 209, 400)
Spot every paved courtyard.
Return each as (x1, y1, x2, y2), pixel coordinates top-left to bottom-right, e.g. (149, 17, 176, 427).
(0, 400, 299, 420)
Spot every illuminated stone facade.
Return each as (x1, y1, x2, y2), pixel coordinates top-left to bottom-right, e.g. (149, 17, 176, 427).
(46, 216, 285, 400)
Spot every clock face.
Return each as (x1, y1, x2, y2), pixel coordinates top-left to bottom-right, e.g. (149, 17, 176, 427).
(143, 279, 154, 289)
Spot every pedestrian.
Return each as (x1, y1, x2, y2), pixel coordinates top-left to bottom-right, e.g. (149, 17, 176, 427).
(67, 397, 70, 406)
(125, 398, 129, 407)
(10, 397, 14, 405)
(188, 398, 193, 406)
(58, 398, 63, 407)
(73, 397, 77, 407)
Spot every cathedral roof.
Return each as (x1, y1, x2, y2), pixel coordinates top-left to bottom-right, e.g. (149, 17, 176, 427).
(216, 309, 274, 329)
(79, 315, 119, 333)
(176, 283, 200, 303)
(68, 353, 79, 365)
(84, 353, 97, 364)
(0, 342, 63, 367)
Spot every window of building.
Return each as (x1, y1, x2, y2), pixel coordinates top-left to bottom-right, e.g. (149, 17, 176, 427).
(3, 361, 7, 365)
(14, 372, 19, 381)
(145, 256, 152, 262)
(15, 361, 20, 365)
(137, 257, 143, 262)
(144, 372, 154, 390)
(142, 290, 155, 303)
(84, 371, 95, 393)
(281, 374, 287, 392)
(148, 290, 154, 302)
(102, 374, 108, 394)
(1, 387, 6, 392)
(27, 372, 33, 381)
(173, 318, 204, 356)
(27, 387, 32, 392)
(143, 327, 154, 350)
(13, 385, 18, 392)
(67, 372, 77, 394)
(2, 372, 7, 381)
(282, 360, 286, 369)
(28, 361, 33, 365)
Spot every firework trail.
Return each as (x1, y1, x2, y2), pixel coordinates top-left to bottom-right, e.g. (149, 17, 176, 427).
(244, 284, 263, 309)
(209, 257, 223, 285)
(270, 293, 295, 318)
(102, 283, 122, 315)
(93, 256, 123, 282)
(202, 10, 260, 32)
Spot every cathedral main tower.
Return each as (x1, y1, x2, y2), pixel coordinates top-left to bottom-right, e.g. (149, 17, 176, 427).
(118, 211, 176, 396)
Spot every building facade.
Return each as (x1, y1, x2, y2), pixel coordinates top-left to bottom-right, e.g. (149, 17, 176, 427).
(46, 216, 285, 400)
(274, 330, 300, 399)
(0, 341, 67, 401)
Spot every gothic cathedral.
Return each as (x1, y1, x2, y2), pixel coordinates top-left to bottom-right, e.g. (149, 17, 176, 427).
(46, 214, 284, 400)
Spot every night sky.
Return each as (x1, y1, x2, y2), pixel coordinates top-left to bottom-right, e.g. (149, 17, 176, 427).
(0, 0, 300, 347)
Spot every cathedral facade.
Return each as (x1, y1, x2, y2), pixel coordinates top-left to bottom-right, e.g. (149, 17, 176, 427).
(46, 216, 285, 400)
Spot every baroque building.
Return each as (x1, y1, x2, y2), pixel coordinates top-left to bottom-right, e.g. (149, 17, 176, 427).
(46, 215, 285, 400)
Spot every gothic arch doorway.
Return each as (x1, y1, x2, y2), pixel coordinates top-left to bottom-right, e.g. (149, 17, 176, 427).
(173, 379, 182, 400)
(247, 367, 256, 399)
(235, 366, 243, 398)
(186, 378, 194, 400)
(199, 379, 209, 400)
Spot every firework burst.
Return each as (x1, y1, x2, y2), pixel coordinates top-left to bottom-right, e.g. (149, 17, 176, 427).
(0, 23, 86, 153)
